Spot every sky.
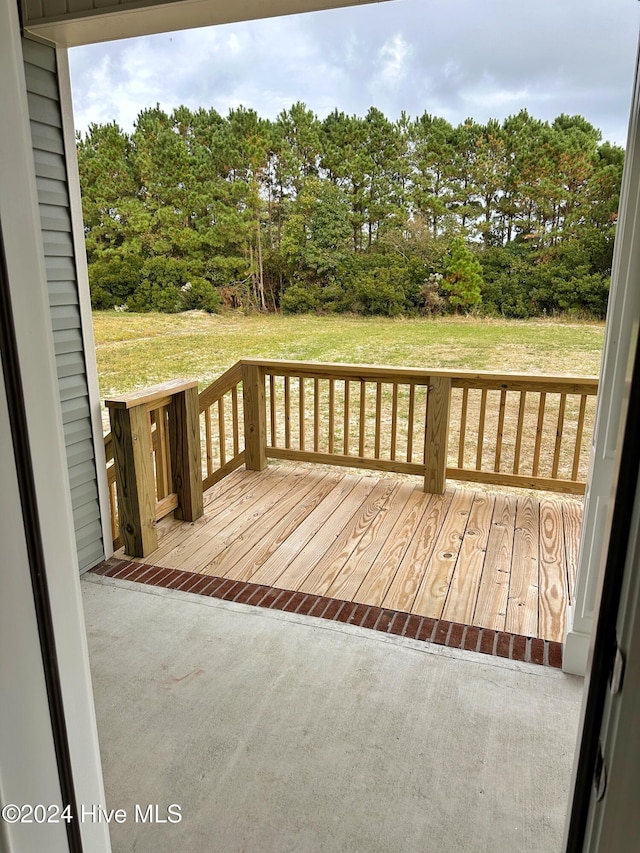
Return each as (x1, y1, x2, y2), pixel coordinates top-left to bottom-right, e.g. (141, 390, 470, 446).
(69, 0, 639, 146)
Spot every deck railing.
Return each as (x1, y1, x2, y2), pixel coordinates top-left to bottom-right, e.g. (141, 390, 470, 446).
(105, 379, 203, 556)
(245, 360, 598, 496)
(104, 359, 598, 554)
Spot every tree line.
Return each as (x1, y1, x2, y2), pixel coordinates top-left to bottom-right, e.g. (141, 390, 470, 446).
(78, 103, 624, 318)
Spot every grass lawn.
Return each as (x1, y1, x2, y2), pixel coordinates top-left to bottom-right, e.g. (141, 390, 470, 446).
(93, 312, 605, 399)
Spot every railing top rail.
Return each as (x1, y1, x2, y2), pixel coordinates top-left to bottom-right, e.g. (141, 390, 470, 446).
(199, 362, 243, 412)
(105, 379, 198, 410)
(238, 358, 599, 391)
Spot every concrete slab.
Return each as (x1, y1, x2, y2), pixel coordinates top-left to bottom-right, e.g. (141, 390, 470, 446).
(82, 576, 584, 853)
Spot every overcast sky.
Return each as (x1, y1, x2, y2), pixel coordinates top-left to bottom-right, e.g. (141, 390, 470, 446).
(69, 0, 639, 146)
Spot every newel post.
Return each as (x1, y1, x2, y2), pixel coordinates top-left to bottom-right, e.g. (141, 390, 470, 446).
(168, 384, 204, 522)
(106, 379, 203, 558)
(241, 362, 267, 471)
(107, 401, 158, 557)
(424, 376, 451, 494)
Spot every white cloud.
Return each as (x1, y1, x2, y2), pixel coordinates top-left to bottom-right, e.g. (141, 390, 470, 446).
(69, 0, 639, 145)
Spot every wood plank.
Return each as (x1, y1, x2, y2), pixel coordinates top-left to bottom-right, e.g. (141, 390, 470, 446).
(563, 500, 583, 605)
(343, 380, 350, 455)
(250, 474, 368, 588)
(328, 378, 335, 453)
(359, 380, 366, 456)
(271, 477, 378, 592)
(201, 470, 342, 580)
(204, 405, 213, 476)
(552, 393, 567, 478)
(442, 491, 494, 625)
(149, 467, 260, 560)
(494, 389, 507, 472)
(269, 374, 276, 445)
(284, 375, 291, 448)
(532, 393, 546, 476)
(390, 383, 398, 461)
(267, 446, 423, 476)
(218, 396, 226, 466)
(539, 499, 568, 642)
(324, 482, 416, 601)
(353, 487, 433, 607)
(505, 495, 539, 637)
(314, 377, 320, 451)
(149, 466, 300, 568)
(374, 382, 382, 458)
(301, 479, 399, 596)
(106, 378, 198, 410)
(458, 387, 468, 468)
(411, 489, 475, 619)
(476, 388, 487, 470)
(299, 377, 306, 450)
(513, 391, 527, 474)
(231, 385, 240, 456)
(472, 494, 517, 632)
(381, 490, 454, 613)
(180, 467, 310, 573)
(572, 395, 588, 480)
(407, 383, 415, 463)
(445, 466, 586, 495)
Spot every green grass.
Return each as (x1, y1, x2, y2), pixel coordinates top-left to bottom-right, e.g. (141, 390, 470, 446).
(93, 312, 604, 398)
(93, 311, 605, 399)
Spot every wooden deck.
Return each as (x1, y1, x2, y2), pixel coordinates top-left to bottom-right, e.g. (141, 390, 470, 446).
(116, 463, 582, 643)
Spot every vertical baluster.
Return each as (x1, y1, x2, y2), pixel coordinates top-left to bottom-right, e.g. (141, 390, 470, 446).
(572, 395, 588, 480)
(532, 392, 547, 476)
(218, 396, 226, 467)
(476, 389, 488, 470)
(299, 377, 305, 450)
(314, 377, 320, 452)
(552, 393, 566, 478)
(458, 387, 468, 468)
(359, 380, 366, 457)
(269, 374, 276, 447)
(155, 407, 170, 500)
(231, 385, 239, 456)
(494, 389, 507, 473)
(284, 375, 291, 448)
(327, 378, 335, 453)
(406, 383, 415, 463)
(513, 391, 527, 474)
(109, 476, 118, 544)
(390, 383, 398, 461)
(374, 382, 382, 458)
(343, 380, 350, 455)
(205, 405, 213, 475)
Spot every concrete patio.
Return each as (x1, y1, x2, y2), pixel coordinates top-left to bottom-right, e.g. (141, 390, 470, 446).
(82, 574, 584, 853)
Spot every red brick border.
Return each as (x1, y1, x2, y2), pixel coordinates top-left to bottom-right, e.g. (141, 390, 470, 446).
(90, 559, 563, 668)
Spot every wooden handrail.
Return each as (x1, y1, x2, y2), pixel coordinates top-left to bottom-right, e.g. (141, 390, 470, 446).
(238, 358, 598, 392)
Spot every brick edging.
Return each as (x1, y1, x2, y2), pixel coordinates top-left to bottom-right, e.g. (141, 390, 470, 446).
(91, 559, 563, 668)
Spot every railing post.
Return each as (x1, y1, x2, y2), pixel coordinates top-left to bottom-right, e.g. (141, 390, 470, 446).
(169, 384, 203, 522)
(107, 403, 157, 557)
(242, 362, 267, 471)
(424, 376, 451, 494)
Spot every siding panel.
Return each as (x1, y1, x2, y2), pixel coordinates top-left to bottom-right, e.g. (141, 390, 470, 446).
(24, 38, 104, 571)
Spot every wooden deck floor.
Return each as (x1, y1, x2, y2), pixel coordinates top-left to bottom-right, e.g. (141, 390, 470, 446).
(117, 463, 583, 643)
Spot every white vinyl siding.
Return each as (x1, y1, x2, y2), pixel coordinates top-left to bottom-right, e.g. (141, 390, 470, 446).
(23, 36, 104, 571)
